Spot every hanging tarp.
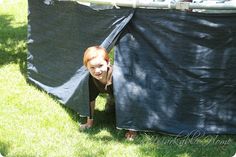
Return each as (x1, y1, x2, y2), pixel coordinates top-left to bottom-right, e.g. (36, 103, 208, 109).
(27, 0, 133, 116)
(114, 10, 236, 134)
(28, 0, 236, 134)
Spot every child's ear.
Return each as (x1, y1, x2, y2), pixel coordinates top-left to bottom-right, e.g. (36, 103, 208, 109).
(107, 60, 111, 66)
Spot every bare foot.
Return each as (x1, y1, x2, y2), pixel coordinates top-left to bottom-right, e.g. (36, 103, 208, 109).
(125, 130, 137, 141)
(80, 118, 93, 131)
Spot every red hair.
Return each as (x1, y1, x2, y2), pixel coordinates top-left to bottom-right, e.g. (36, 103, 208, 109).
(83, 46, 109, 67)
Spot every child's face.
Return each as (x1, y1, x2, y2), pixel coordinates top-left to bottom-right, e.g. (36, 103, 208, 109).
(87, 56, 109, 81)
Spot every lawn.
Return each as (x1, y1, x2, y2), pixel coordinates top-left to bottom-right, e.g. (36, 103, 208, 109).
(0, 0, 236, 157)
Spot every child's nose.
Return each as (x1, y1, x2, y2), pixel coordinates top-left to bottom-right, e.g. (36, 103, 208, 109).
(95, 68, 100, 73)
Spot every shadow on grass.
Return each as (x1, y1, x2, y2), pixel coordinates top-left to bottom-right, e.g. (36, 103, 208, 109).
(77, 109, 123, 139)
(136, 132, 236, 157)
(0, 141, 37, 157)
(76, 105, 236, 157)
(0, 141, 9, 156)
(0, 14, 27, 77)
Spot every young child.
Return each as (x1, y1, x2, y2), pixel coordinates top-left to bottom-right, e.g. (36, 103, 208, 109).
(81, 46, 137, 140)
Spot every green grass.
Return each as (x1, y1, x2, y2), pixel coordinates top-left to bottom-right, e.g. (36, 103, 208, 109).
(0, 0, 236, 157)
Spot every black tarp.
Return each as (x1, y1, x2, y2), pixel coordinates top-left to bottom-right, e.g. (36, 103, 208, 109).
(27, 0, 133, 116)
(28, 0, 236, 135)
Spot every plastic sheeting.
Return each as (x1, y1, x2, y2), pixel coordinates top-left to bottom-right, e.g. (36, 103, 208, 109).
(27, 0, 133, 116)
(28, 0, 236, 134)
(114, 10, 236, 134)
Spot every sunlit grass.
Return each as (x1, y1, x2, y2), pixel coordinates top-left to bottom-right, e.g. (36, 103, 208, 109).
(0, 0, 235, 157)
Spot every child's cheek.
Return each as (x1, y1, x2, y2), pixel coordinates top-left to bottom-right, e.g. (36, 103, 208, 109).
(101, 66, 108, 72)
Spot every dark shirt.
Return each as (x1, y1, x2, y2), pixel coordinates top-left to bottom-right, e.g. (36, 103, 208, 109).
(89, 66, 113, 102)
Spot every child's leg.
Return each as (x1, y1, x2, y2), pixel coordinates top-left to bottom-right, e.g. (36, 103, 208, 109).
(125, 130, 137, 140)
